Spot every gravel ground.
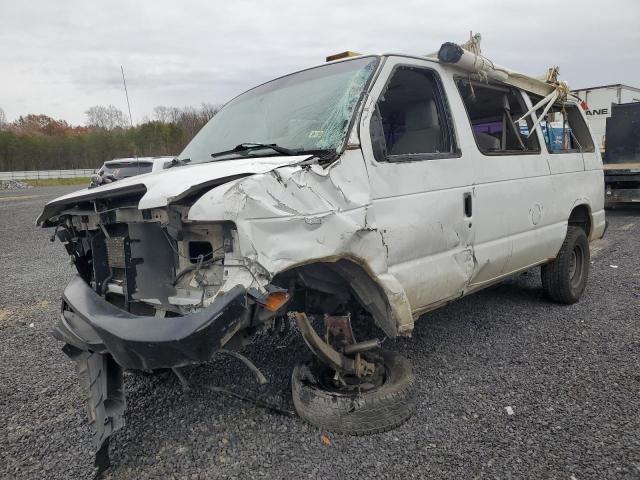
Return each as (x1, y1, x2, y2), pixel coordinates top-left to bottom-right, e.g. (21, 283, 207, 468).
(1, 186, 639, 480)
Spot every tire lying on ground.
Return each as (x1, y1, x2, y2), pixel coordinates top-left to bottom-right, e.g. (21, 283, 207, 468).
(541, 226, 590, 304)
(291, 349, 415, 434)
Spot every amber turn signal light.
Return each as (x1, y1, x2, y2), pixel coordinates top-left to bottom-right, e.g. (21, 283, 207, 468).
(264, 291, 289, 312)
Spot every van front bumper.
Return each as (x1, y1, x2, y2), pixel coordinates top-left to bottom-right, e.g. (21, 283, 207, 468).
(53, 274, 250, 370)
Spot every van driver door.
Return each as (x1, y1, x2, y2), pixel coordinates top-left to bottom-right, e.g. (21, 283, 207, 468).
(359, 57, 475, 313)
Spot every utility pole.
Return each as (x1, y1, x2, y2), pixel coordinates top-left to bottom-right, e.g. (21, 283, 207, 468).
(121, 65, 134, 128)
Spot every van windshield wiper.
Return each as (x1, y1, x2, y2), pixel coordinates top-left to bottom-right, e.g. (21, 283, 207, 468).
(210, 143, 297, 159)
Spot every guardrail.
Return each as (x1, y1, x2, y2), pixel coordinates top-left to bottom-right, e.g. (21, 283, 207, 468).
(0, 169, 95, 180)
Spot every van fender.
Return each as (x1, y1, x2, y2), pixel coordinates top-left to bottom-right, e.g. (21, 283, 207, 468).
(274, 257, 414, 338)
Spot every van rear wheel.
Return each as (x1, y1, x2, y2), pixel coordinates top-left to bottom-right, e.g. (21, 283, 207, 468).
(541, 226, 590, 304)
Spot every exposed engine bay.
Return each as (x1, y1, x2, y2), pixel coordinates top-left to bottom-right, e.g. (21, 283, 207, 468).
(56, 199, 237, 317)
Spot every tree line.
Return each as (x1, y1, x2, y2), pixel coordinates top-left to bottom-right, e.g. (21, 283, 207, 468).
(0, 104, 220, 171)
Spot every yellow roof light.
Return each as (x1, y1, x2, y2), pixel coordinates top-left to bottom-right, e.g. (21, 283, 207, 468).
(325, 51, 362, 62)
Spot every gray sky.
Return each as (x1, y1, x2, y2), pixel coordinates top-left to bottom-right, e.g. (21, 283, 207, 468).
(1, 0, 638, 125)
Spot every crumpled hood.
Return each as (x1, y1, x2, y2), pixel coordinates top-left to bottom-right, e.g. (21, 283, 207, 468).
(37, 155, 312, 226)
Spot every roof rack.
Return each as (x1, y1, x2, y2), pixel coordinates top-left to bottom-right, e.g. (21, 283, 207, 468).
(430, 32, 577, 133)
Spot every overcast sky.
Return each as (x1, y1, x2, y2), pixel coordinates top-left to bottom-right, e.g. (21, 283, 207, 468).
(1, 0, 638, 125)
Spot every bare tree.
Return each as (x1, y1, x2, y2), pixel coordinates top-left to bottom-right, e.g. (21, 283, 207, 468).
(168, 106, 183, 124)
(154, 103, 220, 125)
(200, 102, 221, 121)
(0, 107, 6, 128)
(85, 105, 128, 130)
(153, 105, 172, 123)
(154, 105, 187, 124)
(174, 106, 203, 140)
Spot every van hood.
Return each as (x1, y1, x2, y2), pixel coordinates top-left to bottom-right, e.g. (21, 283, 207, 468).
(37, 155, 312, 226)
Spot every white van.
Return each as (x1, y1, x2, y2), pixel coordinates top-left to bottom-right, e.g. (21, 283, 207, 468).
(39, 47, 605, 462)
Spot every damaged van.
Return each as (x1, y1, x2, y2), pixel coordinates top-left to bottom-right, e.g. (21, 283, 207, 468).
(38, 38, 605, 469)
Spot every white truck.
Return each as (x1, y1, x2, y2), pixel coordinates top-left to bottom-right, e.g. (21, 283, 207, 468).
(572, 84, 640, 203)
(571, 84, 640, 152)
(38, 39, 606, 472)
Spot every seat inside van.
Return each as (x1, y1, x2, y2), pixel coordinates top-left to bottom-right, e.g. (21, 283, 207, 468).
(379, 69, 446, 155)
(391, 100, 441, 154)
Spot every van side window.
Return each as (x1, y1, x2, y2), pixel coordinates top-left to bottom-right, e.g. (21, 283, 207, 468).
(528, 96, 595, 153)
(371, 66, 457, 161)
(456, 79, 540, 154)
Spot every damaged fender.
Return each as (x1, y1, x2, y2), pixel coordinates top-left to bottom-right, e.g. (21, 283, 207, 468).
(188, 149, 414, 336)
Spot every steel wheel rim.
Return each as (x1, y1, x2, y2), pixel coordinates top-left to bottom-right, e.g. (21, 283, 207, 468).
(569, 244, 584, 288)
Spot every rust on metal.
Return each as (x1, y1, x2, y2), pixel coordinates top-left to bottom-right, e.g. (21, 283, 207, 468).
(292, 312, 375, 378)
(323, 314, 354, 352)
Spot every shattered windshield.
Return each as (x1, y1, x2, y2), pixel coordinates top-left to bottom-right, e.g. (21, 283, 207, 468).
(178, 56, 379, 163)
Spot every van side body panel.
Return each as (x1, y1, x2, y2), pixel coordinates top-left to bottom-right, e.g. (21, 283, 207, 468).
(358, 56, 605, 322)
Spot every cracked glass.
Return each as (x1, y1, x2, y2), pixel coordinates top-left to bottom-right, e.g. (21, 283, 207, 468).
(179, 56, 379, 164)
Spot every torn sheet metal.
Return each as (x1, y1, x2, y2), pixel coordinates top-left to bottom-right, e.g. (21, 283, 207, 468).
(188, 149, 414, 335)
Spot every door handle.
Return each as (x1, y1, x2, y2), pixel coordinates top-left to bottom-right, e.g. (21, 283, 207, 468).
(463, 192, 472, 218)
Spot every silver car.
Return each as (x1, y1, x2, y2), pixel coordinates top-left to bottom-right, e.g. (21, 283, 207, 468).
(89, 156, 174, 188)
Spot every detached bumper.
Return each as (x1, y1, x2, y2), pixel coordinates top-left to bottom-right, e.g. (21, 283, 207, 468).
(53, 275, 251, 458)
(54, 274, 249, 370)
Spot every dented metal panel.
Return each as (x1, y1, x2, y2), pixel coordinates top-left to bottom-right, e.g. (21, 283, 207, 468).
(36, 155, 312, 225)
(187, 149, 413, 336)
(358, 56, 476, 314)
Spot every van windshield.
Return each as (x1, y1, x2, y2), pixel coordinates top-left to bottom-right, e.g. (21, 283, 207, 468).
(178, 56, 379, 164)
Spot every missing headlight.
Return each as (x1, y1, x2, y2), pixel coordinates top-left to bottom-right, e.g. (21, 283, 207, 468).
(188, 241, 213, 263)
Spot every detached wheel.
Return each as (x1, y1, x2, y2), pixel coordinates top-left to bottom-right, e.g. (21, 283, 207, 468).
(541, 226, 590, 304)
(291, 349, 415, 435)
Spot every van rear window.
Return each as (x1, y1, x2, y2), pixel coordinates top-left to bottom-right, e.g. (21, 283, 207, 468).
(528, 96, 595, 154)
(456, 79, 540, 155)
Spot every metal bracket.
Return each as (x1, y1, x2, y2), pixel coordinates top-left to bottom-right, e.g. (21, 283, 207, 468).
(292, 312, 376, 378)
(217, 348, 268, 385)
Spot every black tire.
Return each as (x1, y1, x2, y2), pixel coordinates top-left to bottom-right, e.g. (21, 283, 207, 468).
(541, 226, 590, 304)
(291, 349, 415, 435)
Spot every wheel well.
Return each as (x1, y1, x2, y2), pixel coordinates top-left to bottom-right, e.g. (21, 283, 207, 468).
(568, 204, 592, 237)
(273, 259, 397, 338)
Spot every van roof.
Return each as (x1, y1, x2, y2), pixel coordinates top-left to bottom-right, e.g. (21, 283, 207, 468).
(327, 52, 571, 101)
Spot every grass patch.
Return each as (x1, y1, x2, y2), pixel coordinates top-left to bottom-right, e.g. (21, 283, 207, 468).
(23, 177, 90, 187)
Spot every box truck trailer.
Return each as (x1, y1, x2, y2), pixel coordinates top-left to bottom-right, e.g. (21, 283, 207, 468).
(572, 84, 640, 204)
